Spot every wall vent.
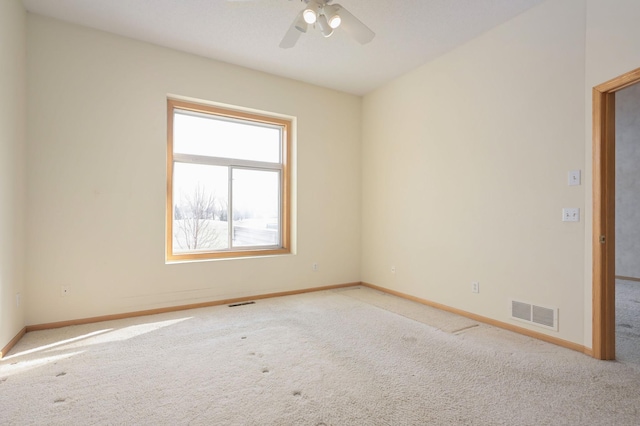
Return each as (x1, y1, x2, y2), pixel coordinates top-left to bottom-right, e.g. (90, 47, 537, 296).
(228, 301, 255, 307)
(510, 299, 558, 331)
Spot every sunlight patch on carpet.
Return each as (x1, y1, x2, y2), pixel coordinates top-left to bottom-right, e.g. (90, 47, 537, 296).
(3, 330, 112, 360)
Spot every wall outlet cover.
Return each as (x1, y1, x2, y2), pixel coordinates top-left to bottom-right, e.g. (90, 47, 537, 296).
(562, 208, 580, 222)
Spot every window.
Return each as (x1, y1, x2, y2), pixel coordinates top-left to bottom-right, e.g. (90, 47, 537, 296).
(166, 99, 291, 261)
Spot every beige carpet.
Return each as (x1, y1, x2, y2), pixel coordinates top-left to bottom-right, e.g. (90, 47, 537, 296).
(1, 287, 640, 425)
(336, 286, 478, 333)
(616, 279, 640, 366)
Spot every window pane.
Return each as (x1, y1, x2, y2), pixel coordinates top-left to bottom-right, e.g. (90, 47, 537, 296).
(174, 110, 281, 163)
(173, 163, 229, 253)
(232, 169, 280, 248)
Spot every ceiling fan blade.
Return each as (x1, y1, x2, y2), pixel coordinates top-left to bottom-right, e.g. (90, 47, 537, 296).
(279, 12, 306, 49)
(334, 4, 375, 44)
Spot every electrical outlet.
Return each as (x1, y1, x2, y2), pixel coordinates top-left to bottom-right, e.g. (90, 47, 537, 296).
(391, 265, 396, 274)
(562, 208, 580, 222)
(61, 286, 70, 297)
(16, 293, 20, 307)
(312, 263, 318, 271)
(471, 282, 480, 294)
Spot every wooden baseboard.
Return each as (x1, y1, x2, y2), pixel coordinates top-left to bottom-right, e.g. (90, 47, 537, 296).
(25, 282, 360, 332)
(6, 281, 593, 358)
(0, 327, 27, 359)
(615, 275, 640, 283)
(360, 282, 589, 355)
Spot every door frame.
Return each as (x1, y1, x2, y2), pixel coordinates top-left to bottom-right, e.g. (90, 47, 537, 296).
(592, 67, 640, 360)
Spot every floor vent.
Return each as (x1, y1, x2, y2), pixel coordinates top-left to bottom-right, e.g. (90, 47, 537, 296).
(228, 301, 255, 307)
(510, 299, 558, 331)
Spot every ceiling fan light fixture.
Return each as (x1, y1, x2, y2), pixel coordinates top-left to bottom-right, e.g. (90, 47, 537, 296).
(317, 14, 333, 38)
(323, 5, 341, 29)
(303, 3, 319, 24)
(328, 14, 341, 29)
(278, 0, 374, 48)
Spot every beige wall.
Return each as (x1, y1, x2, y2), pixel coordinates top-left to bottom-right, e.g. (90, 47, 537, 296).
(26, 15, 362, 325)
(362, 0, 588, 344)
(0, 0, 27, 349)
(362, 0, 640, 348)
(615, 84, 640, 279)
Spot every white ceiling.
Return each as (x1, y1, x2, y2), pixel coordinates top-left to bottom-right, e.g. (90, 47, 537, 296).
(22, 0, 545, 95)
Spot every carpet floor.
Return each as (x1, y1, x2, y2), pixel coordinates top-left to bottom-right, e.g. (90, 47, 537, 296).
(1, 286, 639, 425)
(616, 279, 640, 365)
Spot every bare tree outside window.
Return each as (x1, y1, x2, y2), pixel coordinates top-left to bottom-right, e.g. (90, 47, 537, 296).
(174, 183, 227, 251)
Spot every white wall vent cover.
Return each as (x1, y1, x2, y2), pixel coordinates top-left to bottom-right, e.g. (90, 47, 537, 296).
(510, 299, 558, 331)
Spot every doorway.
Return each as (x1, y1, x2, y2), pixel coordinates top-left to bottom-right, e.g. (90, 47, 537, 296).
(592, 67, 640, 360)
(614, 83, 640, 365)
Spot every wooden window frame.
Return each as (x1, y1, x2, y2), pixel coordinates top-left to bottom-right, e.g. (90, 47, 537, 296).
(166, 98, 291, 262)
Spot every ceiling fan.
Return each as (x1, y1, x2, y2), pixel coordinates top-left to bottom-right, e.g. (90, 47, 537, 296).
(229, 0, 375, 49)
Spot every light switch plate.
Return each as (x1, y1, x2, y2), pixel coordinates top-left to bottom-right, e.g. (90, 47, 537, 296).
(568, 170, 581, 186)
